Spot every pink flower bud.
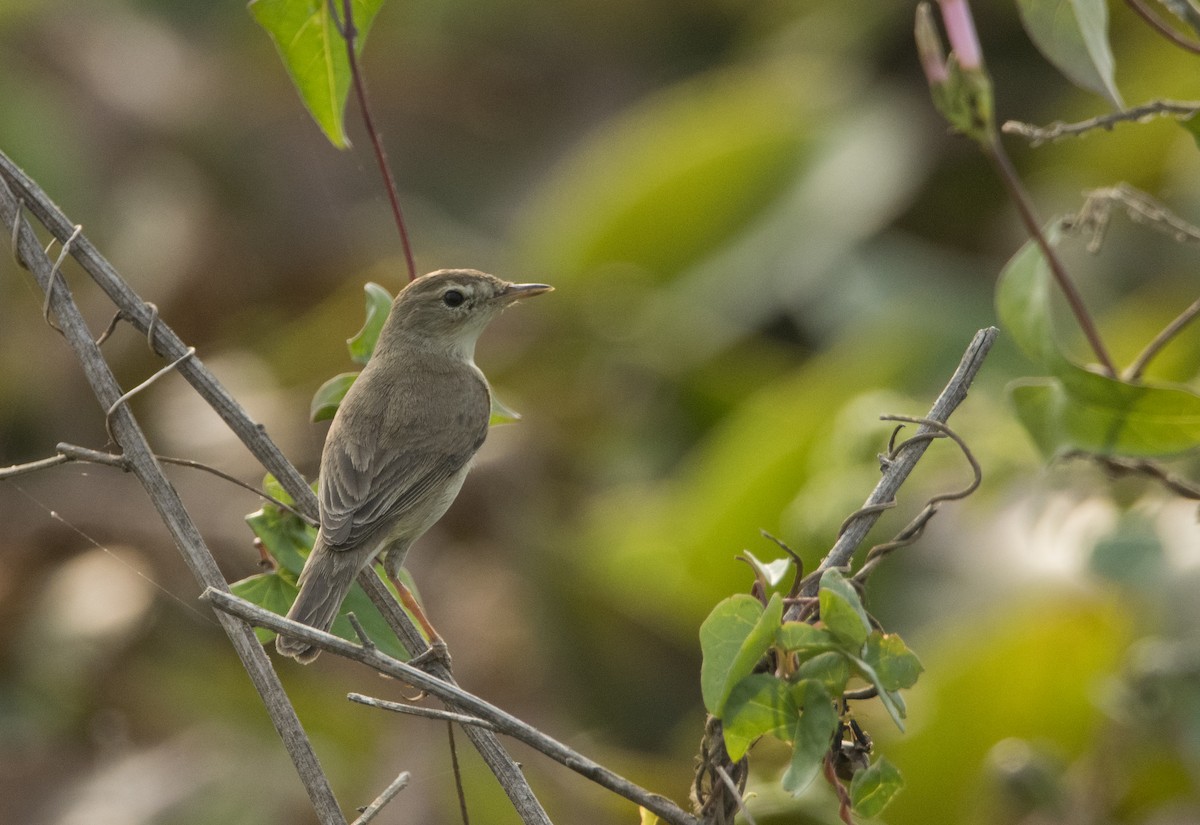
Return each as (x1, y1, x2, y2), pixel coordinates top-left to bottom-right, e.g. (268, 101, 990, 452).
(915, 3, 949, 86)
(938, 0, 983, 70)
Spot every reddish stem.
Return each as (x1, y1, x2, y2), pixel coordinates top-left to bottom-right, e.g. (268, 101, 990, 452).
(984, 138, 1118, 376)
(335, 0, 418, 282)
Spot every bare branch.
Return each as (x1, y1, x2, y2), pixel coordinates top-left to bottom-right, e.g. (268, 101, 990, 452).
(349, 771, 410, 825)
(0, 170, 346, 825)
(205, 588, 701, 825)
(792, 327, 997, 605)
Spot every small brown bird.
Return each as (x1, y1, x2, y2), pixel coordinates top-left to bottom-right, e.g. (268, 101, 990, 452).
(276, 269, 552, 662)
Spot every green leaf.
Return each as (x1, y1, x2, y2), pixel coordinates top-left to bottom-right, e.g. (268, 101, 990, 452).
(230, 572, 297, 643)
(699, 593, 782, 716)
(721, 674, 796, 761)
(846, 652, 907, 732)
(782, 680, 838, 797)
(850, 756, 905, 817)
(777, 622, 839, 653)
(1009, 374, 1200, 457)
(997, 231, 1200, 457)
(489, 393, 523, 426)
(1016, 0, 1123, 109)
(818, 569, 870, 648)
(742, 549, 794, 589)
(794, 650, 851, 697)
(245, 505, 317, 579)
(249, 0, 386, 148)
(1183, 114, 1200, 151)
(347, 282, 393, 365)
(310, 371, 359, 422)
(863, 631, 924, 691)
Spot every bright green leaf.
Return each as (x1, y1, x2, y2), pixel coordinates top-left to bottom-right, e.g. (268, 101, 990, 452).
(249, 0, 385, 147)
(489, 393, 523, 426)
(347, 282, 393, 365)
(721, 674, 796, 761)
(310, 371, 358, 422)
(245, 505, 317, 579)
(795, 650, 852, 697)
(1009, 373, 1200, 457)
(782, 680, 838, 796)
(699, 593, 782, 716)
(818, 569, 870, 648)
(850, 756, 905, 817)
(1182, 114, 1200, 150)
(997, 231, 1200, 457)
(864, 631, 924, 691)
(230, 572, 297, 643)
(1016, 0, 1123, 109)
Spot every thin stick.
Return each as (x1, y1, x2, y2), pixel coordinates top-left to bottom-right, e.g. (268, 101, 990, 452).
(348, 694, 497, 729)
(794, 327, 997, 604)
(714, 765, 757, 825)
(105, 347, 195, 438)
(206, 588, 702, 825)
(0, 151, 319, 516)
(350, 771, 410, 825)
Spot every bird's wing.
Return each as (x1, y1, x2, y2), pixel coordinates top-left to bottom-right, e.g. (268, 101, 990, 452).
(318, 372, 489, 551)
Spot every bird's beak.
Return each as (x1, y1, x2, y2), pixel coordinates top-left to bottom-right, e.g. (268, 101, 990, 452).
(500, 282, 554, 302)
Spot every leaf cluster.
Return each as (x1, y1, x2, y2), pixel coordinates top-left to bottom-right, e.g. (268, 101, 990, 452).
(699, 570, 921, 818)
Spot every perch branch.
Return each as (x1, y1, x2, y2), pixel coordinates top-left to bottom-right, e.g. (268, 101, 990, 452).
(1, 150, 557, 825)
(0, 173, 346, 825)
(205, 588, 701, 825)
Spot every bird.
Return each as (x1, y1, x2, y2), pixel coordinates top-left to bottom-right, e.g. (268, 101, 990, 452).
(276, 268, 552, 663)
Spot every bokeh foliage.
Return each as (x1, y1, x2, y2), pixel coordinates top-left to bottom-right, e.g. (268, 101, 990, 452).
(1, 1, 1200, 824)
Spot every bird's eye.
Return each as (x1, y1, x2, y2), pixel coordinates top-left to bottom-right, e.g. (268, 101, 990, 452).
(442, 289, 465, 308)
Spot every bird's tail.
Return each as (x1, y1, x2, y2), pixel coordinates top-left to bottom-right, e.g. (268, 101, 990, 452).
(276, 541, 359, 663)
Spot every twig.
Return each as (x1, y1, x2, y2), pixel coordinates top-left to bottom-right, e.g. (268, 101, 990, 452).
(329, 0, 417, 282)
(0, 152, 555, 825)
(1002, 99, 1200, 145)
(105, 347, 195, 441)
(1124, 0, 1200, 54)
(714, 766, 757, 825)
(1061, 451, 1200, 500)
(0, 150, 318, 516)
(1126, 296, 1200, 380)
(1064, 183, 1200, 253)
(792, 327, 997, 605)
(852, 417, 982, 584)
(350, 771, 410, 825)
(205, 588, 701, 825)
(0, 172, 346, 825)
(348, 694, 497, 729)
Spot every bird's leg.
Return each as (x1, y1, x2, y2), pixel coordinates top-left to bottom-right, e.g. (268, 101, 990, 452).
(386, 571, 452, 671)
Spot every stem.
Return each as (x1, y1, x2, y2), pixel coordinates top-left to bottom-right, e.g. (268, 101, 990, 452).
(1125, 295, 1200, 380)
(336, 0, 418, 282)
(983, 138, 1118, 376)
(1124, 0, 1200, 55)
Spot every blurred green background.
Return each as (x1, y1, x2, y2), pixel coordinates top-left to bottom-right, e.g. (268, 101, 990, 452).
(2, 1, 1200, 823)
